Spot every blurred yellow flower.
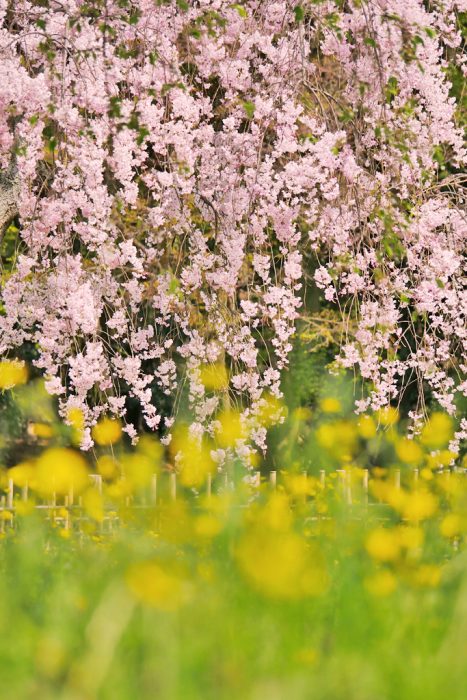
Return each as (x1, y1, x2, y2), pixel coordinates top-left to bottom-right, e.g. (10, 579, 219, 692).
(365, 527, 401, 562)
(0, 360, 28, 390)
(427, 450, 457, 468)
(96, 455, 119, 480)
(28, 422, 54, 439)
(358, 415, 377, 439)
(35, 448, 89, 496)
(15, 499, 35, 517)
(236, 528, 328, 599)
(421, 412, 454, 450)
(82, 488, 104, 522)
(170, 426, 215, 488)
(67, 407, 85, 431)
(193, 513, 222, 539)
(320, 397, 342, 414)
(215, 410, 245, 448)
(370, 481, 407, 512)
(402, 490, 438, 521)
(395, 438, 423, 465)
(122, 454, 154, 489)
(364, 570, 397, 597)
(285, 473, 319, 498)
(257, 394, 285, 428)
(397, 526, 424, 550)
(377, 406, 399, 426)
(9, 461, 35, 488)
(136, 434, 163, 465)
(420, 467, 434, 481)
(440, 513, 463, 538)
(126, 561, 189, 611)
(316, 420, 357, 459)
(292, 406, 312, 422)
(411, 564, 441, 588)
(92, 417, 122, 446)
(256, 493, 293, 531)
(199, 363, 229, 391)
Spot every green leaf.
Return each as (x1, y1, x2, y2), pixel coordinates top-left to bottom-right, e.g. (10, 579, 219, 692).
(231, 3, 248, 18)
(242, 101, 255, 119)
(294, 5, 304, 22)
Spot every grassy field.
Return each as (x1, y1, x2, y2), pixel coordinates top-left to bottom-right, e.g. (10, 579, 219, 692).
(0, 369, 466, 699)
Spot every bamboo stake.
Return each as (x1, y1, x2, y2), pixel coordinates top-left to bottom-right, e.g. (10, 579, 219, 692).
(169, 473, 177, 501)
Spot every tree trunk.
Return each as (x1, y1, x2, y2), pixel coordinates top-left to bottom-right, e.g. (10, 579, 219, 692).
(0, 158, 19, 237)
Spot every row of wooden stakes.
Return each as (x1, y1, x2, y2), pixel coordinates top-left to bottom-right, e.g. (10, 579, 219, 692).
(0, 467, 464, 532)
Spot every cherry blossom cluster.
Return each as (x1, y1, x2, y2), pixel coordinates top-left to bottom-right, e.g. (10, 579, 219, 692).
(0, 0, 465, 452)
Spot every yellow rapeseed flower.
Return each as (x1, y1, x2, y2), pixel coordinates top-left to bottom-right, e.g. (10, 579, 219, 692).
(402, 490, 438, 521)
(28, 422, 54, 439)
(0, 360, 28, 389)
(411, 564, 441, 588)
(126, 561, 189, 611)
(35, 448, 89, 496)
(199, 363, 229, 391)
(284, 473, 319, 498)
(106, 477, 133, 501)
(395, 438, 423, 465)
(170, 425, 215, 488)
(440, 513, 463, 538)
(82, 488, 104, 522)
(96, 455, 119, 480)
(122, 454, 155, 490)
(256, 493, 293, 532)
(9, 461, 35, 488)
(421, 412, 454, 450)
(236, 529, 328, 599)
(358, 415, 377, 439)
(364, 570, 397, 597)
(193, 513, 222, 539)
(397, 526, 424, 550)
(92, 417, 122, 446)
(377, 406, 399, 426)
(320, 397, 342, 414)
(215, 410, 246, 448)
(67, 407, 85, 431)
(365, 527, 401, 562)
(257, 393, 285, 428)
(316, 420, 357, 459)
(292, 406, 312, 422)
(427, 450, 458, 468)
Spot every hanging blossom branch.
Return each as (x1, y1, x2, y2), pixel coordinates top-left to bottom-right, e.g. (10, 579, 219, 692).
(0, 0, 465, 454)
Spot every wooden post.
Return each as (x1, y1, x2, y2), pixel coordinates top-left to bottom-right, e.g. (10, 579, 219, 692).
(345, 470, 352, 505)
(150, 474, 158, 505)
(363, 469, 369, 506)
(169, 473, 177, 501)
(394, 469, 401, 489)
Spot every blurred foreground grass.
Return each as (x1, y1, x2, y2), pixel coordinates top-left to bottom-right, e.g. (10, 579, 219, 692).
(0, 359, 466, 699)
